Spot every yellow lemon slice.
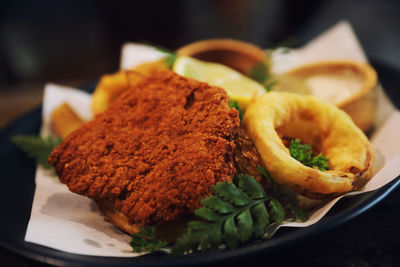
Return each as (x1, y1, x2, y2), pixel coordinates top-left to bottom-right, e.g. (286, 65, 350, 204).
(173, 56, 266, 108)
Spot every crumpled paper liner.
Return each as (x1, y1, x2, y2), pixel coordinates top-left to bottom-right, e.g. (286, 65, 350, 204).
(24, 21, 400, 256)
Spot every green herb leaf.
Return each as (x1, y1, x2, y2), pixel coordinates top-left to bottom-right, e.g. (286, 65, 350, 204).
(130, 226, 168, 253)
(257, 166, 307, 223)
(201, 195, 236, 214)
(252, 201, 269, 237)
(269, 198, 285, 224)
(213, 181, 252, 206)
(263, 80, 276, 92)
(11, 135, 62, 169)
(256, 166, 279, 192)
(154, 46, 177, 69)
(237, 209, 253, 242)
(173, 175, 287, 254)
(248, 61, 275, 92)
(194, 207, 222, 221)
(223, 217, 239, 249)
(237, 174, 266, 199)
(289, 139, 329, 171)
(288, 201, 307, 222)
(310, 154, 330, 171)
(173, 220, 224, 253)
(248, 62, 269, 84)
(229, 99, 244, 121)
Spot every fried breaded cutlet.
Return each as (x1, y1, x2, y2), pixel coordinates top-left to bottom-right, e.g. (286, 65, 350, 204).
(48, 71, 240, 228)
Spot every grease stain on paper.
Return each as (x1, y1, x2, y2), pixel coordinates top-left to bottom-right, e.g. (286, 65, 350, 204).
(40, 192, 130, 242)
(84, 238, 101, 248)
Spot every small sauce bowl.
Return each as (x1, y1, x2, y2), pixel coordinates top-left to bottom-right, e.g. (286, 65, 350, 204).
(177, 39, 377, 132)
(176, 39, 267, 74)
(276, 60, 378, 132)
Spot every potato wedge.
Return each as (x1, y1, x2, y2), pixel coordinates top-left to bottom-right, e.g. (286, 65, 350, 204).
(51, 103, 85, 138)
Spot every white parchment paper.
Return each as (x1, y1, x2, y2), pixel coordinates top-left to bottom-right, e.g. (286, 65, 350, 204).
(24, 21, 400, 256)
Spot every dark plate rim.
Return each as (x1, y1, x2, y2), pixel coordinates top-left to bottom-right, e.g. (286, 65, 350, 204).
(2, 176, 400, 267)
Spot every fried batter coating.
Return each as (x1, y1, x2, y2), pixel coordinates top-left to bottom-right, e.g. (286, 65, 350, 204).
(91, 60, 169, 115)
(49, 71, 240, 226)
(244, 92, 374, 198)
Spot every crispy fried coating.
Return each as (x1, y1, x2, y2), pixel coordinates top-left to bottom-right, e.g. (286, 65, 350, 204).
(49, 71, 240, 225)
(91, 60, 169, 115)
(243, 92, 374, 198)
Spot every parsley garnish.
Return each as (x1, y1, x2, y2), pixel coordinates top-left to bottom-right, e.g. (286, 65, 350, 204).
(289, 139, 329, 171)
(257, 166, 307, 222)
(154, 46, 177, 69)
(11, 135, 62, 170)
(248, 61, 275, 92)
(172, 175, 284, 253)
(229, 99, 244, 121)
(129, 171, 307, 254)
(130, 226, 169, 253)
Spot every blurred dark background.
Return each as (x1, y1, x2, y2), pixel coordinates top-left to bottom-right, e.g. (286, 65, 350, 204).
(0, 0, 399, 127)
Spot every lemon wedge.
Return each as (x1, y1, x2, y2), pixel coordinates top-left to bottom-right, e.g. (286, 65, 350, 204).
(173, 56, 266, 108)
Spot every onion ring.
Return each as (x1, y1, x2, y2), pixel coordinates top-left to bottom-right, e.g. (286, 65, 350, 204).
(243, 92, 374, 198)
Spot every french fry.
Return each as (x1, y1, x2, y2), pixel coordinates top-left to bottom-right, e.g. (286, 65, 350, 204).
(91, 71, 130, 114)
(51, 103, 85, 138)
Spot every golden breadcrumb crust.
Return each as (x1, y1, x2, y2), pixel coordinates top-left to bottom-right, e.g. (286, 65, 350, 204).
(49, 71, 240, 225)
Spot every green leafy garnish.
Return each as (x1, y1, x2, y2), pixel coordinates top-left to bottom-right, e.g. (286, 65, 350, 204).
(130, 226, 169, 253)
(287, 201, 307, 222)
(256, 166, 278, 192)
(248, 61, 275, 92)
(269, 198, 285, 224)
(11, 135, 62, 169)
(229, 99, 244, 121)
(172, 175, 285, 254)
(154, 46, 177, 69)
(289, 139, 329, 171)
(257, 166, 307, 222)
(248, 62, 268, 84)
(129, 171, 307, 254)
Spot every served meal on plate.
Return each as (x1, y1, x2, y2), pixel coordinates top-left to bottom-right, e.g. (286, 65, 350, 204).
(13, 39, 378, 254)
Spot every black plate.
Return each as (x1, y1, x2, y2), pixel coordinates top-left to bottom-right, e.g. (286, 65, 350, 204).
(0, 60, 399, 266)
